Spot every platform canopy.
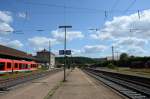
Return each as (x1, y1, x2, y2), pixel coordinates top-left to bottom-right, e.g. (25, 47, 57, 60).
(0, 45, 36, 61)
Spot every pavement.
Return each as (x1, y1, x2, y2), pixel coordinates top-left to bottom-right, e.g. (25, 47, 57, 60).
(50, 68, 125, 99)
(0, 70, 64, 99)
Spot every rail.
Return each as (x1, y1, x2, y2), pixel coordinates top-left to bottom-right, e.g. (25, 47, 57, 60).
(0, 69, 62, 91)
(84, 68, 150, 99)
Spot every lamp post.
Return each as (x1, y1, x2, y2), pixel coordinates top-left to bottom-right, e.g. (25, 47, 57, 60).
(59, 25, 72, 82)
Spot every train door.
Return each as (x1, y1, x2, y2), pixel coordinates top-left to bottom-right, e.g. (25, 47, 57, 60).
(6, 62, 12, 72)
(14, 63, 19, 71)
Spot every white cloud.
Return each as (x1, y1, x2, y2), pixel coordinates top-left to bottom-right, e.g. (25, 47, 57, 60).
(51, 30, 84, 42)
(91, 9, 150, 40)
(0, 11, 12, 23)
(28, 36, 58, 50)
(68, 45, 107, 57)
(127, 46, 146, 55)
(28, 30, 84, 51)
(0, 38, 23, 49)
(117, 46, 146, 56)
(0, 11, 13, 35)
(83, 45, 107, 54)
(114, 37, 147, 47)
(90, 32, 112, 40)
(89, 9, 150, 56)
(7, 40, 23, 49)
(72, 49, 82, 55)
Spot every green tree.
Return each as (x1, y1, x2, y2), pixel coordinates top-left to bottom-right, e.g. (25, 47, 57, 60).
(120, 53, 128, 61)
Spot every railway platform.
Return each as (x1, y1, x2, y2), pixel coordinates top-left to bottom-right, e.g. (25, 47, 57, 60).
(50, 68, 125, 99)
(0, 70, 64, 99)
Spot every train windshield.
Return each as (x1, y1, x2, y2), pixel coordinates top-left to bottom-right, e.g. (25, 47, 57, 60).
(0, 62, 5, 70)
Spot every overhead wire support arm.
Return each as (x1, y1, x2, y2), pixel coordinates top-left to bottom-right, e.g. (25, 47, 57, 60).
(58, 25, 72, 82)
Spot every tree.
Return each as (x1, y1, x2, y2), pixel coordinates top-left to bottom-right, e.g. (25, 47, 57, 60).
(120, 53, 128, 61)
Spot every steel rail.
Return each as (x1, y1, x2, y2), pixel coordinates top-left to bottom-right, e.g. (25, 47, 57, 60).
(84, 68, 150, 99)
(0, 69, 62, 91)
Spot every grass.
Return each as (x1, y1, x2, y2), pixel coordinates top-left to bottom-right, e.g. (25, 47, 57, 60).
(44, 81, 64, 99)
(44, 69, 72, 99)
(108, 67, 150, 78)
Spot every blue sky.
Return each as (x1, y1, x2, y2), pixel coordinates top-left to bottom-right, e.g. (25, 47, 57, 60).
(0, 0, 150, 58)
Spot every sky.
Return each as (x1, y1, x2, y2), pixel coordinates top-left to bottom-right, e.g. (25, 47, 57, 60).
(0, 0, 150, 58)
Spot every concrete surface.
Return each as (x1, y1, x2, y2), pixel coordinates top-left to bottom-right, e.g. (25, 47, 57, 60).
(0, 71, 64, 99)
(51, 68, 125, 99)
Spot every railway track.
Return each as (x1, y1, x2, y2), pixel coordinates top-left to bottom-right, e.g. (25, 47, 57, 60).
(0, 69, 62, 91)
(84, 68, 150, 99)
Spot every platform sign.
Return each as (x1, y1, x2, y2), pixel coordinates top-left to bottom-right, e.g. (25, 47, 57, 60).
(59, 50, 65, 55)
(59, 50, 71, 55)
(66, 50, 71, 55)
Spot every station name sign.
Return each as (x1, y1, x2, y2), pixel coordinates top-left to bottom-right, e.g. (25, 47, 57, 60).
(59, 50, 71, 55)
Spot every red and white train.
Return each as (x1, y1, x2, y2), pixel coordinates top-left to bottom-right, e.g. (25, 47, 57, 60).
(0, 58, 38, 74)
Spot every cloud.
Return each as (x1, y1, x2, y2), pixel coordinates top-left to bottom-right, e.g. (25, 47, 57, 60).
(114, 37, 147, 47)
(51, 30, 84, 42)
(0, 11, 13, 35)
(90, 31, 112, 40)
(127, 46, 146, 55)
(28, 36, 58, 50)
(67, 45, 107, 57)
(91, 9, 150, 40)
(0, 38, 23, 49)
(28, 30, 84, 51)
(0, 11, 12, 23)
(89, 9, 150, 56)
(83, 45, 107, 54)
(72, 49, 82, 55)
(118, 46, 146, 56)
(6, 40, 23, 49)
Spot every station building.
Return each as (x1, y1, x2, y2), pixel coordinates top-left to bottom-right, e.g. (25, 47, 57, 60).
(34, 49, 55, 69)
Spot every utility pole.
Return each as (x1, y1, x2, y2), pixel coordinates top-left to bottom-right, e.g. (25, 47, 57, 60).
(115, 51, 119, 60)
(59, 25, 72, 82)
(49, 40, 51, 70)
(112, 46, 114, 61)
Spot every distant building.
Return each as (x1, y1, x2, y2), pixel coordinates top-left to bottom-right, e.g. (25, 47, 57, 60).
(35, 49, 55, 69)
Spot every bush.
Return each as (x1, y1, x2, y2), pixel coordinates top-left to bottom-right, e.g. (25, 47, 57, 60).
(107, 63, 117, 69)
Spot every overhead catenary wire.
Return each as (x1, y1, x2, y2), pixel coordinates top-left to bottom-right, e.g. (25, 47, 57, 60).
(124, 0, 137, 13)
(15, 0, 143, 13)
(11, 0, 149, 34)
(110, 0, 120, 13)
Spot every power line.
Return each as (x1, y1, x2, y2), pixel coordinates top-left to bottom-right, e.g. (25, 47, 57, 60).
(15, 0, 143, 13)
(110, 0, 120, 17)
(124, 0, 137, 13)
(110, 0, 120, 12)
